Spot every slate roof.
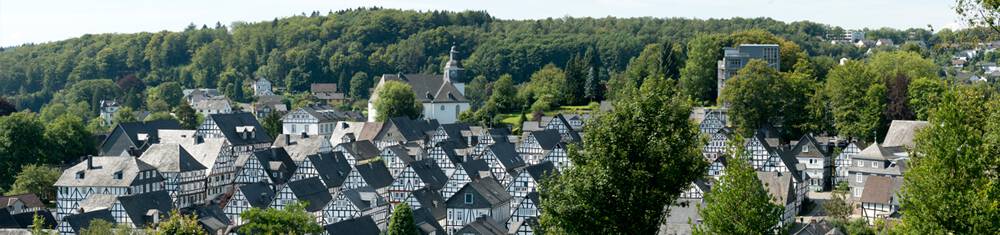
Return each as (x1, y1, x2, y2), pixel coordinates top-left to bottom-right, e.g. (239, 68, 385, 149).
(853, 143, 895, 161)
(78, 194, 117, 212)
(0, 209, 56, 229)
(380, 74, 468, 103)
(860, 175, 903, 204)
(410, 159, 449, 190)
(439, 123, 472, 146)
(337, 140, 380, 161)
(64, 209, 114, 233)
(355, 161, 394, 189)
(117, 190, 173, 227)
(308, 152, 352, 188)
(385, 145, 416, 164)
(324, 215, 380, 235)
(757, 171, 795, 206)
(0, 194, 44, 209)
(409, 188, 446, 220)
(412, 207, 445, 235)
(55, 156, 160, 187)
(238, 182, 275, 208)
(207, 113, 272, 146)
(882, 120, 929, 149)
(791, 135, 829, 159)
(293, 105, 364, 123)
(343, 187, 388, 211)
(509, 217, 539, 235)
(180, 203, 231, 234)
(524, 161, 557, 182)
(460, 159, 492, 180)
(100, 120, 182, 155)
(487, 142, 526, 172)
(446, 177, 512, 208)
(159, 130, 226, 174)
(138, 143, 207, 173)
(273, 133, 330, 162)
(311, 83, 339, 93)
(455, 216, 507, 235)
(384, 117, 440, 142)
(286, 177, 332, 212)
(434, 141, 466, 165)
(531, 129, 563, 151)
(248, 147, 297, 185)
(192, 98, 231, 112)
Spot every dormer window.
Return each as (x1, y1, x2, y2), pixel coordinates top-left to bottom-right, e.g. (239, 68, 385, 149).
(464, 193, 473, 204)
(75, 171, 85, 179)
(113, 171, 123, 180)
(802, 146, 809, 153)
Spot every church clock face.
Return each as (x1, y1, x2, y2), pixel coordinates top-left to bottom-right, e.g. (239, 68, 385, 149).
(448, 70, 459, 81)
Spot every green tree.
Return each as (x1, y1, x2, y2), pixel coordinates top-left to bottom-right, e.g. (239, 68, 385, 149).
(908, 77, 947, 120)
(727, 29, 805, 71)
(239, 201, 323, 235)
(824, 60, 880, 140)
(112, 107, 138, 125)
(680, 34, 724, 104)
(624, 42, 684, 86)
(465, 75, 490, 109)
(156, 210, 207, 235)
(44, 114, 95, 164)
(861, 84, 888, 141)
(693, 140, 783, 234)
(0, 112, 47, 186)
(374, 81, 422, 121)
(32, 211, 49, 234)
(39, 101, 91, 123)
(720, 60, 811, 138)
(897, 87, 999, 233)
(387, 202, 418, 235)
(261, 110, 283, 138)
(488, 74, 517, 113)
(7, 164, 60, 204)
(540, 77, 706, 234)
(824, 182, 853, 220)
(350, 72, 371, 99)
(520, 64, 568, 112)
(174, 102, 199, 129)
(144, 112, 175, 122)
(955, 0, 1000, 34)
(563, 54, 587, 105)
(147, 82, 183, 107)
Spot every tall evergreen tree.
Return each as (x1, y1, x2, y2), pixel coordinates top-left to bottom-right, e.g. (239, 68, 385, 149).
(540, 77, 706, 234)
(584, 66, 603, 102)
(563, 54, 587, 105)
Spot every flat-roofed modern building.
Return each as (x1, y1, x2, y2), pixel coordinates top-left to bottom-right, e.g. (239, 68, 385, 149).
(717, 44, 780, 98)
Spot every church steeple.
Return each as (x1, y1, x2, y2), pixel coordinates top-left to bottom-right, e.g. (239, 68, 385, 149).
(443, 45, 463, 83)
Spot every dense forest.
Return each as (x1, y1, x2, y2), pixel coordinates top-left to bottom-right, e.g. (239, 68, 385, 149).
(0, 7, 955, 113)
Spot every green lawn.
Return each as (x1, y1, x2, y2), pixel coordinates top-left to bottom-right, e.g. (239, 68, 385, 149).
(497, 103, 599, 127)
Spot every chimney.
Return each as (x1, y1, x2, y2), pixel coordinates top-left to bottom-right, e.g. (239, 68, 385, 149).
(301, 132, 308, 138)
(284, 134, 292, 146)
(86, 155, 94, 170)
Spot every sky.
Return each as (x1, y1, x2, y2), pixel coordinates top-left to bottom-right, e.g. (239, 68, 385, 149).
(0, 0, 964, 47)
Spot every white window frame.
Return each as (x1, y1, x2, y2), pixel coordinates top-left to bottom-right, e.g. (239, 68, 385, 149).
(856, 173, 863, 183)
(872, 161, 878, 168)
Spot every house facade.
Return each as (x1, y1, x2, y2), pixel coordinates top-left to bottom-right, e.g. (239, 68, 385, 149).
(368, 46, 470, 124)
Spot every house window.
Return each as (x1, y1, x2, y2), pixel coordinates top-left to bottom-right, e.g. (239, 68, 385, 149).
(113, 171, 123, 180)
(464, 193, 474, 204)
(802, 146, 809, 153)
(76, 171, 85, 179)
(856, 174, 863, 183)
(440, 105, 445, 111)
(857, 160, 864, 167)
(854, 188, 863, 197)
(872, 161, 878, 168)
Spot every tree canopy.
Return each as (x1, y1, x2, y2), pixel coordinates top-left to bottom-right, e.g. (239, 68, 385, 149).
(239, 201, 323, 235)
(373, 81, 422, 121)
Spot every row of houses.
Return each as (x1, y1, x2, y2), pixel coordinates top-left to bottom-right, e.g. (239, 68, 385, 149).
(664, 108, 926, 233)
(55, 111, 587, 235)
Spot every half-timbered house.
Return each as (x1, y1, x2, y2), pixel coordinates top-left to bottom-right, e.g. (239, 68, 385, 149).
(55, 156, 165, 234)
(481, 142, 526, 186)
(138, 143, 207, 208)
(197, 113, 272, 197)
(443, 159, 492, 200)
(445, 177, 512, 234)
(323, 187, 391, 230)
(790, 135, 832, 191)
(859, 175, 902, 224)
(222, 182, 274, 226)
(270, 177, 332, 224)
(233, 147, 296, 191)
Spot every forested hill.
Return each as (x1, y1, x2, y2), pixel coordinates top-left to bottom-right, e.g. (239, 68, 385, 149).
(0, 7, 927, 111)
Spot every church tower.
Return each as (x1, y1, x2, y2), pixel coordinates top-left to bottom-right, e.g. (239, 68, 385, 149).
(443, 45, 465, 94)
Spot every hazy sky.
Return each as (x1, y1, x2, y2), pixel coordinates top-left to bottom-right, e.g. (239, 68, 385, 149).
(1, 0, 963, 47)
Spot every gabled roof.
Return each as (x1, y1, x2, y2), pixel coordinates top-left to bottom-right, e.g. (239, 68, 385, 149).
(307, 152, 352, 188)
(439, 123, 472, 146)
(446, 177, 512, 208)
(273, 133, 331, 162)
(64, 209, 114, 233)
(433, 141, 466, 165)
(460, 159, 492, 180)
(413, 207, 445, 235)
(286, 177, 332, 212)
(139, 143, 207, 173)
(343, 187, 388, 210)
(355, 161, 394, 189)
(790, 135, 829, 159)
(337, 140, 380, 161)
(385, 145, 416, 164)
(180, 203, 231, 234)
(55, 156, 160, 187)
(524, 161, 557, 182)
(531, 129, 563, 151)
(207, 113, 271, 146)
(860, 175, 903, 204)
(311, 83, 339, 93)
(455, 216, 507, 235)
(100, 120, 182, 155)
(382, 117, 440, 142)
(324, 215, 380, 235)
(78, 194, 117, 212)
(487, 142, 526, 172)
(409, 188, 446, 220)
(509, 217, 539, 235)
(757, 171, 795, 206)
(882, 120, 929, 149)
(410, 159, 449, 190)
(380, 74, 468, 103)
(250, 147, 298, 185)
(292, 105, 364, 123)
(0, 194, 44, 209)
(238, 182, 275, 208)
(117, 190, 173, 227)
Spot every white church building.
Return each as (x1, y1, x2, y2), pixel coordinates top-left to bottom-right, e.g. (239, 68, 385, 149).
(368, 46, 470, 124)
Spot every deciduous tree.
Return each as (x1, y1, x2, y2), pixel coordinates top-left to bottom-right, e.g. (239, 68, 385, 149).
(6, 164, 60, 203)
(694, 138, 783, 234)
(44, 114, 95, 164)
(680, 34, 724, 104)
(387, 202, 418, 235)
(239, 201, 323, 235)
(374, 81, 422, 121)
